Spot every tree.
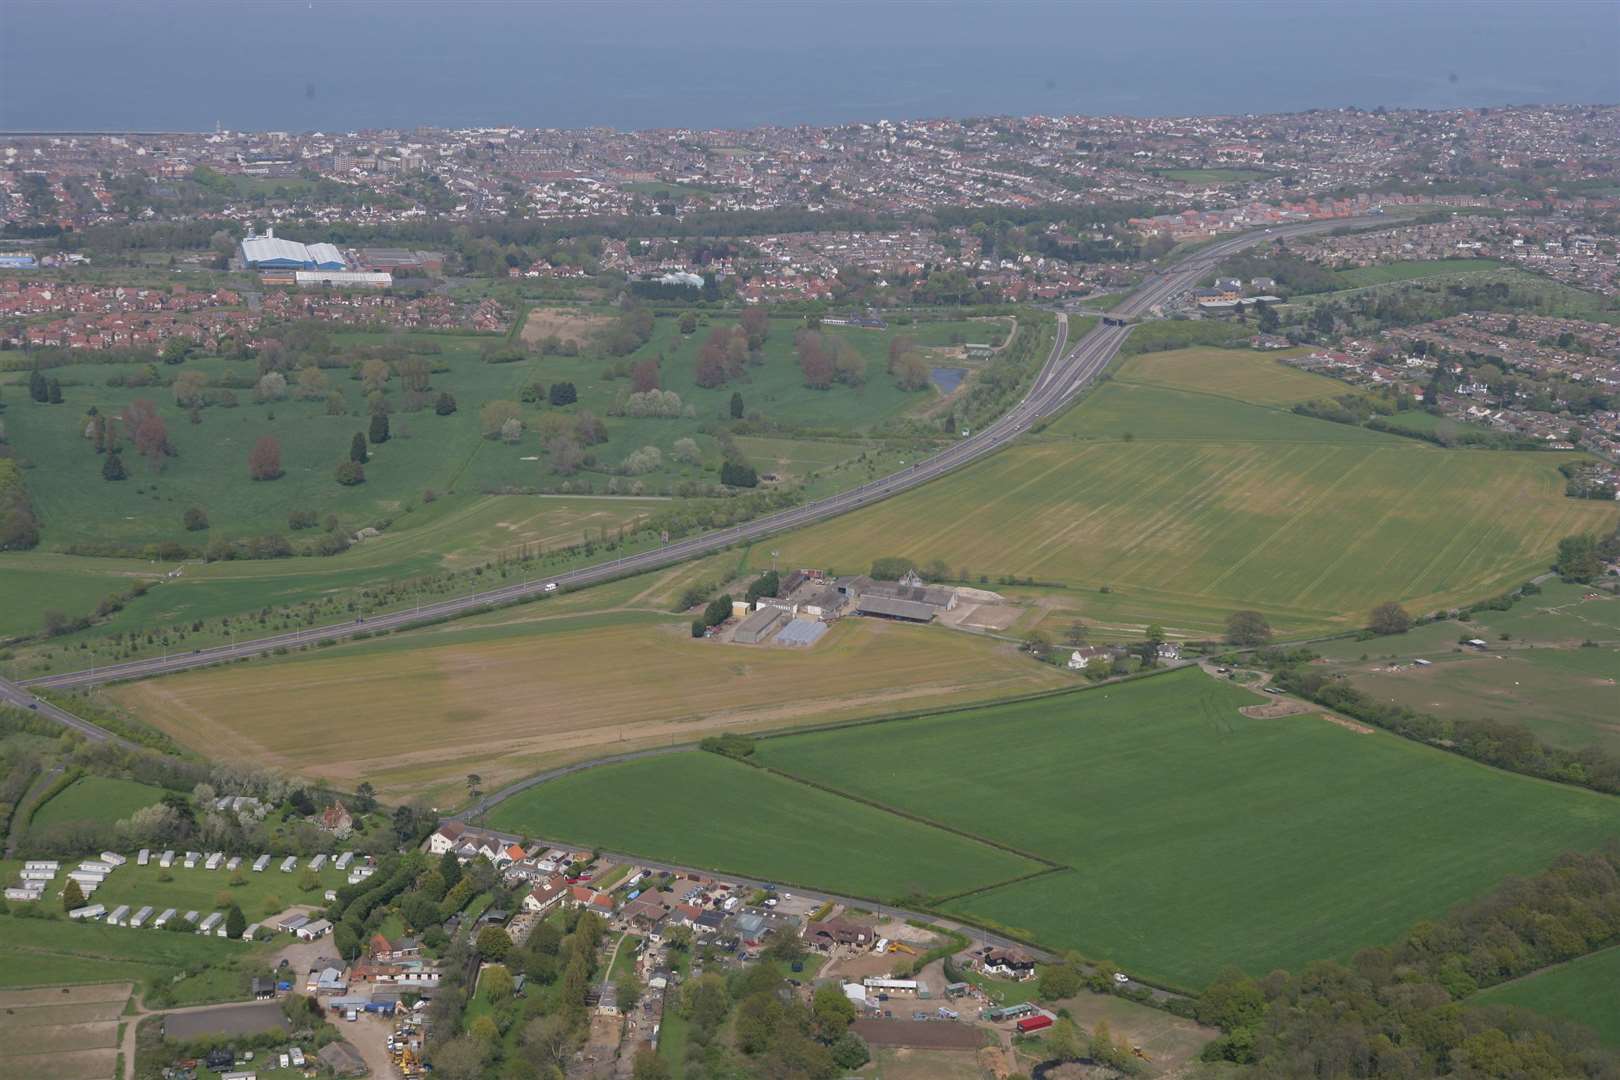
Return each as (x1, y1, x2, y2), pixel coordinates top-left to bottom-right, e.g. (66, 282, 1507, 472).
(1063, 620, 1088, 647)
(830, 1031, 870, 1070)
(369, 412, 390, 444)
(730, 391, 744, 419)
(429, 1036, 490, 1080)
(479, 400, 522, 438)
(631, 357, 661, 393)
(671, 437, 701, 465)
(124, 399, 171, 470)
(476, 926, 513, 962)
(1555, 533, 1603, 583)
(466, 773, 483, 798)
(1145, 623, 1166, 645)
(29, 368, 48, 403)
(893, 350, 930, 391)
(298, 867, 320, 893)
(335, 460, 365, 486)
(631, 1046, 671, 1080)
(182, 506, 209, 531)
(439, 849, 462, 891)
(47, 378, 62, 404)
(62, 878, 85, 912)
(797, 331, 833, 389)
(548, 381, 577, 406)
(254, 372, 288, 403)
(102, 449, 127, 481)
(1038, 960, 1082, 1000)
(481, 963, 515, 1001)
(812, 982, 856, 1034)
(1225, 610, 1272, 646)
(226, 903, 246, 939)
(677, 311, 698, 336)
(740, 305, 770, 350)
(173, 370, 209, 407)
(248, 435, 283, 480)
(434, 391, 457, 415)
(350, 432, 369, 464)
(719, 461, 757, 487)
(1369, 601, 1413, 636)
(352, 781, 376, 813)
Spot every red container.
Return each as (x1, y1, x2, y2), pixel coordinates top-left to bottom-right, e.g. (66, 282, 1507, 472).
(1016, 1015, 1053, 1034)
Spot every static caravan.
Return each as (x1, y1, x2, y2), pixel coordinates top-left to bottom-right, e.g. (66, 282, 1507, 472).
(183, 851, 199, 869)
(3, 886, 42, 902)
(130, 905, 155, 928)
(205, 853, 223, 871)
(106, 904, 131, 926)
(197, 912, 223, 934)
(99, 852, 127, 867)
(21, 868, 57, 881)
(309, 853, 327, 871)
(24, 860, 60, 872)
(68, 870, 106, 886)
(69, 903, 106, 920)
(241, 922, 260, 940)
(79, 861, 114, 875)
(253, 854, 271, 872)
(226, 856, 242, 871)
(334, 851, 354, 870)
(159, 850, 175, 868)
(137, 849, 150, 866)
(280, 856, 297, 873)
(182, 910, 199, 924)
(154, 908, 176, 928)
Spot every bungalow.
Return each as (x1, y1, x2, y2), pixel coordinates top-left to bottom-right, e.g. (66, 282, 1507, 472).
(297, 918, 334, 941)
(567, 885, 616, 917)
(1156, 642, 1182, 661)
(619, 891, 671, 929)
(806, 917, 871, 951)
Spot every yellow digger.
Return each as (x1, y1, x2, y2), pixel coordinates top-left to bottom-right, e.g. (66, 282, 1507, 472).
(887, 940, 918, 956)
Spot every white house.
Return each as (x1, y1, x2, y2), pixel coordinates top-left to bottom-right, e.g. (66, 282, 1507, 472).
(1067, 646, 1112, 671)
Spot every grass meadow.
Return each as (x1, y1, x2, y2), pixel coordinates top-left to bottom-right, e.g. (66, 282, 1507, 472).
(1470, 946, 1620, 1045)
(0, 912, 244, 988)
(30, 776, 168, 829)
(106, 607, 1069, 802)
(485, 750, 1044, 901)
(1332, 259, 1503, 289)
(492, 668, 1620, 991)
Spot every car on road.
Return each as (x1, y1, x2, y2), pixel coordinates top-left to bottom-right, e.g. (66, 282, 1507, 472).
(1114, 972, 1130, 984)
(543, 581, 559, 592)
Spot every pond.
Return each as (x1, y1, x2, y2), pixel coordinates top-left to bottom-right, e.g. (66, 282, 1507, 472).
(930, 367, 967, 394)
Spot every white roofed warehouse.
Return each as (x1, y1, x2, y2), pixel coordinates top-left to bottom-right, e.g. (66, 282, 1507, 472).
(240, 228, 347, 271)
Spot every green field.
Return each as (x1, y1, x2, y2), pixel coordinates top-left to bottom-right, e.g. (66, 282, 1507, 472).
(30, 776, 168, 829)
(485, 750, 1045, 901)
(754, 374, 1615, 636)
(1115, 347, 1336, 406)
(1471, 946, 1620, 1044)
(0, 912, 245, 988)
(499, 669, 1620, 990)
(85, 858, 351, 921)
(1333, 259, 1502, 289)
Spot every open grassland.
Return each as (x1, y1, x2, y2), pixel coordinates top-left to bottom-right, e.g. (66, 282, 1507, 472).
(1350, 646, 1620, 757)
(1115, 346, 1342, 406)
(106, 611, 1069, 802)
(757, 384, 1614, 636)
(1471, 946, 1620, 1045)
(31, 776, 167, 828)
(0, 912, 240, 988)
(1308, 583, 1620, 756)
(737, 669, 1620, 990)
(0, 982, 130, 1080)
(1333, 259, 1502, 289)
(485, 751, 1044, 901)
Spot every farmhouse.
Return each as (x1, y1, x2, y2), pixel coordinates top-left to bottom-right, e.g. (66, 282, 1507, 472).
(980, 947, 1038, 981)
(806, 917, 872, 951)
(1068, 646, 1114, 670)
(318, 802, 354, 839)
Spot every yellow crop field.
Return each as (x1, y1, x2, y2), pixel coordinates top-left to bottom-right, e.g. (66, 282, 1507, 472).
(107, 613, 1068, 802)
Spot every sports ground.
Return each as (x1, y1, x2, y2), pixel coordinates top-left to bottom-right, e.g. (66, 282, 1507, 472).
(484, 667, 1620, 991)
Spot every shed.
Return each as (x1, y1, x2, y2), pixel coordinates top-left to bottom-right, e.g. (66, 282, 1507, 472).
(854, 595, 936, 622)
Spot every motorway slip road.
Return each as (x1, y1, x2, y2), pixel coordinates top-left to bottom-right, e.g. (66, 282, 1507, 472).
(20, 215, 1389, 703)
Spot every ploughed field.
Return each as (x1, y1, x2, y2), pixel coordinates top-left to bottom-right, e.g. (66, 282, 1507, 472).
(488, 668, 1620, 991)
(755, 352, 1617, 637)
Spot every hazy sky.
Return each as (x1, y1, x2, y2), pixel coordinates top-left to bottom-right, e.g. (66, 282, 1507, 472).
(3, 0, 1617, 132)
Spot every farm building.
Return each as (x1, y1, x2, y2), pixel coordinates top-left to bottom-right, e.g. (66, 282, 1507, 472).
(295, 270, 391, 288)
(297, 918, 334, 941)
(734, 606, 787, 644)
(855, 595, 937, 622)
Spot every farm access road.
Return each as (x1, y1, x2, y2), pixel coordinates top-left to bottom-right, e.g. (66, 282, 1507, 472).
(15, 215, 1391, 719)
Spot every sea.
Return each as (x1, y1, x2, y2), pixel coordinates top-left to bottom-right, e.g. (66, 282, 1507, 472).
(2, 0, 1616, 133)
